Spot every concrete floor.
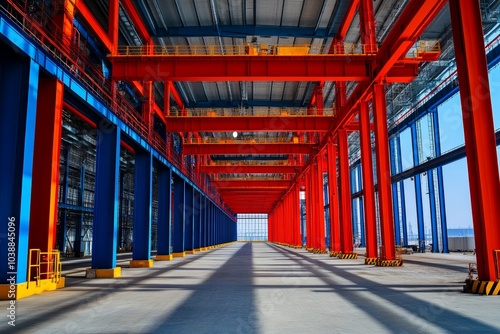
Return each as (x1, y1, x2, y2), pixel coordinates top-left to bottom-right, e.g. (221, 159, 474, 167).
(1, 242, 499, 334)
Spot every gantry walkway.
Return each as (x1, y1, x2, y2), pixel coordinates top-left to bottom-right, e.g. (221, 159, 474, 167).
(1, 243, 499, 334)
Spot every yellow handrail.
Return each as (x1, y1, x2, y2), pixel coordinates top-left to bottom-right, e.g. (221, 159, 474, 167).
(27, 249, 62, 288)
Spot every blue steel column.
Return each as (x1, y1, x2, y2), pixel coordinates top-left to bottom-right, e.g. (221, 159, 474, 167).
(350, 167, 359, 245)
(201, 197, 207, 250)
(356, 166, 366, 247)
(59, 148, 70, 253)
(428, 168, 439, 252)
(410, 122, 425, 252)
(184, 185, 194, 253)
(395, 136, 408, 245)
(131, 151, 153, 267)
(432, 109, 448, 253)
(91, 122, 121, 277)
(156, 166, 172, 261)
(173, 177, 186, 257)
(0, 58, 39, 287)
(74, 166, 86, 258)
(193, 191, 201, 251)
(390, 137, 401, 246)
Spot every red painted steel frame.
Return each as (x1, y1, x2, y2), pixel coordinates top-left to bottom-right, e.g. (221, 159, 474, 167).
(165, 116, 334, 132)
(201, 164, 299, 174)
(338, 129, 353, 254)
(316, 154, 326, 250)
(327, 140, 341, 253)
(359, 103, 378, 259)
(29, 79, 64, 255)
(182, 143, 314, 155)
(449, 0, 500, 282)
(372, 84, 396, 260)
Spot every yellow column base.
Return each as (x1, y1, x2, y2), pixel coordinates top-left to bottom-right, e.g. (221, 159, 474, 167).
(337, 253, 359, 259)
(186, 250, 196, 255)
(194, 248, 201, 252)
(364, 257, 378, 265)
(464, 279, 500, 295)
(156, 254, 173, 261)
(0, 277, 66, 300)
(86, 267, 121, 278)
(130, 259, 154, 268)
(172, 252, 186, 258)
(375, 258, 403, 267)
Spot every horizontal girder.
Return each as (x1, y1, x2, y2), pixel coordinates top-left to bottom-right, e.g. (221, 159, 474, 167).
(109, 55, 419, 82)
(201, 164, 300, 174)
(211, 180, 291, 188)
(166, 116, 334, 132)
(182, 143, 314, 155)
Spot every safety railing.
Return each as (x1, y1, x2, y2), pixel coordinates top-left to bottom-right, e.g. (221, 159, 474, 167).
(115, 43, 378, 57)
(1, 0, 234, 217)
(207, 160, 296, 166)
(27, 249, 62, 288)
(169, 108, 336, 117)
(213, 175, 289, 181)
(185, 136, 306, 145)
(406, 40, 441, 58)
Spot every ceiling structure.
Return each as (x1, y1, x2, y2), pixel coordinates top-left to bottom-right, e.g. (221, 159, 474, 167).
(84, 0, 500, 214)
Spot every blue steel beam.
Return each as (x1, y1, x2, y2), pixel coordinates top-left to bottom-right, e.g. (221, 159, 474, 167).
(74, 165, 86, 258)
(395, 136, 408, 246)
(154, 25, 336, 38)
(356, 165, 365, 247)
(59, 148, 70, 253)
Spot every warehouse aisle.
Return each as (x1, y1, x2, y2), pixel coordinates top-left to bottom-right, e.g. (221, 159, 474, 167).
(1, 242, 499, 333)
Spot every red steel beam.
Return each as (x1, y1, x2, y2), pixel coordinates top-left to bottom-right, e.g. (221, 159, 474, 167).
(120, 0, 154, 45)
(75, 1, 114, 52)
(110, 55, 391, 82)
(110, 55, 420, 82)
(201, 164, 300, 174)
(211, 180, 291, 188)
(337, 0, 360, 42)
(182, 142, 314, 155)
(165, 116, 334, 132)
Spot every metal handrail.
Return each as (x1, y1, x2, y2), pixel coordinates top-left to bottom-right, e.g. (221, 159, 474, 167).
(169, 108, 336, 117)
(114, 43, 379, 57)
(27, 249, 61, 288)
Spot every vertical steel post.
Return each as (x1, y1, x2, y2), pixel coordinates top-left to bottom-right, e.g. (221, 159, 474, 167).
(0, 58, 39, 284)
(338, 129, 353, 254)
(184, 185, 194, 252)
(359, 102, 378, 259)
(92, 123, 121, 275)
(356, 165, 366, 247)
(156, 166, 172, 260)
(395, 136, 408, 246)
(131, 151, 153, 266)
(29, 78, 64, 265)
(317, 154, 326, 250)
(450, 0, 500, 281)
(410, 122, 425, 252)
(173, 178, 186, 256)
(372, 84, 396, 261)
(108, 0, 120, 54)
(390, 137, 401, 246)
(327, 140, 341, 254)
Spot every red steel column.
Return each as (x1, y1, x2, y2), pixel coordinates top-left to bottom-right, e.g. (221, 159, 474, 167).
(294, 185, 301, 247)
(338, 128, 353, 254)
(372, 84, 396, 261)
(359, 102, 378, 261)
(359, 0, 377, 53)
(52, 0, 75, 51)
(450, 0, 500, 282)
(316, 154, 326, 251)
(327, 139, 341, 254)
(311, 162, 319, 249)
(108, 0, 120, 54)
(29, 79, 64, 259)
(305, 170, 313, 248)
